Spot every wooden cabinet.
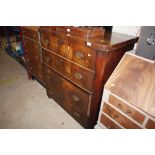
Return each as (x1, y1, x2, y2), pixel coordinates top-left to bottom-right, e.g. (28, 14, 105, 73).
(22, 26, 137, 128)
(96, 52, 155, 129)
(22, 26, 44, 83)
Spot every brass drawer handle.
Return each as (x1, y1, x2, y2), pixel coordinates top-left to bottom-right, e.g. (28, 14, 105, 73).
(44, 57, 51, 63)
(45, 39, 49, 45)
(72, 95, 79, 102)
(75, 51, 84, 59)
(33, 33, 37, 38)
(112, 114, 119, 119)
(118, 103, 132, 115)
(73, 112, 80, 117)
(75, 72, 83, 80)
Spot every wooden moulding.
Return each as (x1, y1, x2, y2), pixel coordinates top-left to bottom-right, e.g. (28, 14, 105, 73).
(39, 26, 105, 38)
(56, 26, 105, 38)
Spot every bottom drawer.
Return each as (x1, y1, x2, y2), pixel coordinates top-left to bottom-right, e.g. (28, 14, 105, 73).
(43, 65, 91, 128)
(100, 114, 121, 129)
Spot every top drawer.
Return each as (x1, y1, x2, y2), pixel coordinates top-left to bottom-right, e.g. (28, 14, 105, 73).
(22, 27, 39, 42)
(40, 31, 96, 71)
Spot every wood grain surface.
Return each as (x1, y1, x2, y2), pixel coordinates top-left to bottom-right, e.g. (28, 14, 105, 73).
(105, 53, 155, 117)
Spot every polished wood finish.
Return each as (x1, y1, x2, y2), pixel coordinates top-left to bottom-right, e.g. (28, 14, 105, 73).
(145, 119, 155, 129)
(21, 26, 44, 84)
(105, 53, 155, 117)
(43, 66, 91, 127)
(42, 49, 94, 92)
(102, 103, 141, 128)
(100, 114, 121, 129)
(109, 95, 145, 124)
(22, 26, 39, 42)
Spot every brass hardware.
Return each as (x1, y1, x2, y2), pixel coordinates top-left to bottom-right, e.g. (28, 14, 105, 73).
(113, 114, 119, 119)
(45, 57, 51, 63)
(126, 110, 132, 114)
(72, 95, 79, 102)
(75, 51, 84, 59)
(45, 39, 49, 45)
(75, 72, 83, 80)
(73, 112, 80, 117)
(118, 103, 122, 109)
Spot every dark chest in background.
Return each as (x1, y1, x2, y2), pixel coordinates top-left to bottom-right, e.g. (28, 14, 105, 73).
(21, 26, 138, 128)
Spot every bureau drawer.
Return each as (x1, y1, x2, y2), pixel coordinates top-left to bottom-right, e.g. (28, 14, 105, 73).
(145, 119, 155, 129)
(109, 95, 145, 124)
(102, 103, 141, 129)
(42, 49, 94, 92)
(100, 114, 121, 129)
(22, 27, 39, 42)
(43, 66, 91, 116)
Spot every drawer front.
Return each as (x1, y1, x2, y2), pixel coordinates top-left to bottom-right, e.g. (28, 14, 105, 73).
(40, 32, 95, 70)
(43, 66, 91, 116)
(58, 38, 95, 70)
(103, 103, 141, 129)
(100, 114, 121, 129)
(109, 95, 145, 124)
(145, 119, 155, 129)
(22, 27, 39, 42)
(40, 31, 59, 51)
(42, 49, 94, 92)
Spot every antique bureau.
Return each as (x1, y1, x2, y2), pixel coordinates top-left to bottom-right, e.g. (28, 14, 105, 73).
(22, 26, 138, 128)
(96, 52, 155, 129)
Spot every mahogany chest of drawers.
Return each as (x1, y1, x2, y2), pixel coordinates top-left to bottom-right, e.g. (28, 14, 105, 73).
(96, 52, 155, 129)
(22, 26, 138, 128)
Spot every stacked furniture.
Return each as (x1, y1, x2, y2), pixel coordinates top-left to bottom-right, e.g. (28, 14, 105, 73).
(21, 26, 138, 128)
(96, 52, 155, 129)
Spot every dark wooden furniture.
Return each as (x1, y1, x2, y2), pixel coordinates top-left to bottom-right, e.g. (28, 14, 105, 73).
(96, 52, 155, 129)
(21, 27, 44, 83)
(22, 26, 138, 128)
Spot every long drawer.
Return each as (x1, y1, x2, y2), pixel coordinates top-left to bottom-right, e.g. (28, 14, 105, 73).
(43, 65, 91, 127)
(102, 103, 141, 129)
(108, 95, 145, 124)
(42, 49, 94, 92)
(40, 31, 96, 70)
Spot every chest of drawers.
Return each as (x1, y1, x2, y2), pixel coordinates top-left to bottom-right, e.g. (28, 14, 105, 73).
(96, 52, 155, 129)
(22, 26, 138, 128)
(21, 26, 44, 83)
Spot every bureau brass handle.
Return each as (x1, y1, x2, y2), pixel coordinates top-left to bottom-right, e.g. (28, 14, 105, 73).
(45, 39, 49, 45)
(72, 95, 79, 102)
(33, 33, 37, 38)
(45, 57, 51, 63)
(73, 112, 80, 117)
(75, 72, 83, 80)
(113, 114, 119, 119)
(126, 110, 132, 114)
(75, 51, 84, 59)
(118, 103, 132, 115)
